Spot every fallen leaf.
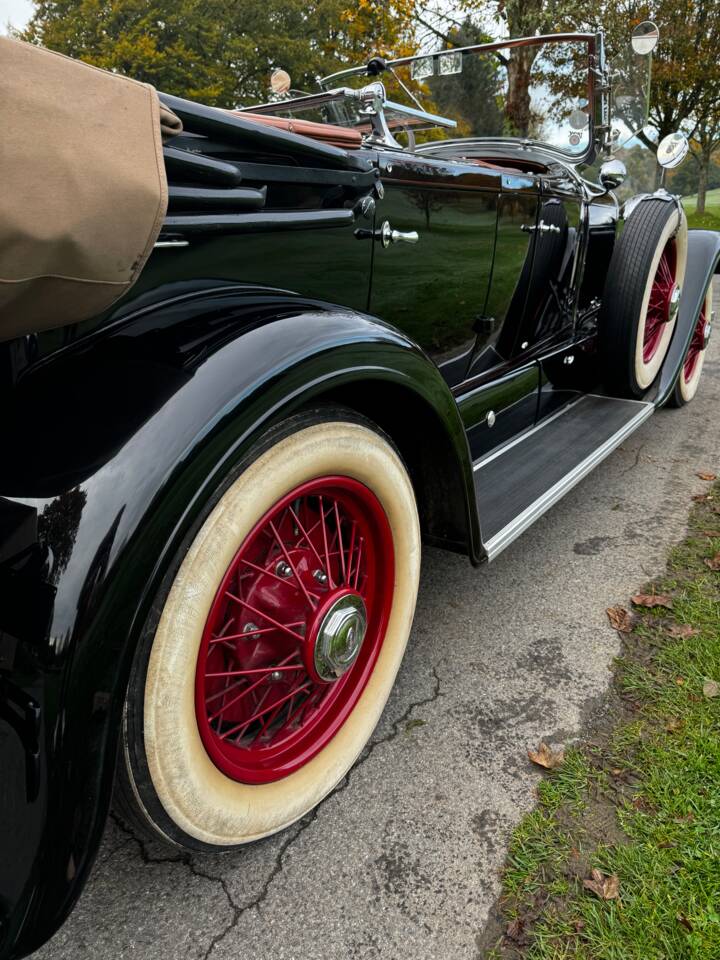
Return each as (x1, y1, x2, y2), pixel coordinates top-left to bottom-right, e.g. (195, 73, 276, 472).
(692, 493, 712, 502)
(704, 554, 720, 571)
(665, 717, 683, 732)
(676, 677, 685, 686)
(677, 913, 694, 932)
(700, 530, 720, 538)
(631, 593, 673, 609)
(583, 868, 620, 901)
(702, 679, 720, 699)
(607, 606, 635, 632)
(696, 471, 717, 481)
(611, 767, 623, 776)
(668, 624, 699, 638)
(574, 919, 585, 933)
(527, 741, 565, 770)
(506, 917, 525, 941)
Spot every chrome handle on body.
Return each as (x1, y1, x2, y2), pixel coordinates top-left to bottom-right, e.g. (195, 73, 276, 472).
(520, 219, 561, 235)
(380, 220, 419, 247)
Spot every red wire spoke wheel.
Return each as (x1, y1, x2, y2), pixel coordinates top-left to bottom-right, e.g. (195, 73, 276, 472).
(195, 476, 394, 784)
(600, 198, 687, 398)
(684, 303, 707, 383)
(118, 414, 421, 849)
(669, 281, 713, 407)
(642, 241, 679, 365)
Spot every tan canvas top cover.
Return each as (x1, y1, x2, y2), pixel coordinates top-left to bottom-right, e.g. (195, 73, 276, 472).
(0, 38, 181, 341)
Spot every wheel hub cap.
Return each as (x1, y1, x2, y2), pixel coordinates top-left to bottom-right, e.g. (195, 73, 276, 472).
(311, 592, 368, 681)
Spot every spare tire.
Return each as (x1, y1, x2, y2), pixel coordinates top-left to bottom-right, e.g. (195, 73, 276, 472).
(599, 198, 687, 398)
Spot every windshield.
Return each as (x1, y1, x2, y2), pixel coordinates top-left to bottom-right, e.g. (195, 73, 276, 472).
(316, 36, 594, 157)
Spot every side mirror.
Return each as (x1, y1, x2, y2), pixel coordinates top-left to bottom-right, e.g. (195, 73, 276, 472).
(631, 21, 659, 55)
(599, 158, 627, 192)
(657, 131, 689, 169)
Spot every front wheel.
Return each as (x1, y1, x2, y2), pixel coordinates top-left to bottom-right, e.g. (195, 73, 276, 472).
(599, 198, 688, 398)
(116, 411, 421, 849)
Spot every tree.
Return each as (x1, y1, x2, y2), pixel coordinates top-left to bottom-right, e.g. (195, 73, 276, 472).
(17, 0, 418, 106)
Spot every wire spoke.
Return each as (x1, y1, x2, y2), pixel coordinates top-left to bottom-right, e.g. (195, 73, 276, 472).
(268, 519, 318, 610)
(225, 591, 306, 642)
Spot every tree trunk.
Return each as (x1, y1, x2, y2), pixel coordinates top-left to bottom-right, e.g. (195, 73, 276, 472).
(506, 49, 534, 137)
(696, 148, 710, 214)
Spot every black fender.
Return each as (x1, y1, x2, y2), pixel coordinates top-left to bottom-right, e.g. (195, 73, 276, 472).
(0, 287, 479, 958)
(655, 229, 720, 406)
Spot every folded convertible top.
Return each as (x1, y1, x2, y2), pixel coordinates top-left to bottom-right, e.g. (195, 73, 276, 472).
(0, 38, 179, 341)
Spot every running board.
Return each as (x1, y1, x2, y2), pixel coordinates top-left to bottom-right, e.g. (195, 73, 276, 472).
(474, 395, 654, 560)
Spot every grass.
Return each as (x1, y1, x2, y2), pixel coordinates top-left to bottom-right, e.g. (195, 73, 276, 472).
(485, 482, 720, 960)
(681, 189, 720, 230)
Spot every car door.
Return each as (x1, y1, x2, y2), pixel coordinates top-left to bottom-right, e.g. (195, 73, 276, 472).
(459, 172, 543, 459)
(367, 152, 499, 387)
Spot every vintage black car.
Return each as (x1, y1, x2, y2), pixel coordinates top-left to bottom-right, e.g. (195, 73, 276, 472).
(1, 22, 718, 958)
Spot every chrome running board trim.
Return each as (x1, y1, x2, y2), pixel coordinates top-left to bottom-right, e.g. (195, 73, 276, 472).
(483, 402, 653, 561)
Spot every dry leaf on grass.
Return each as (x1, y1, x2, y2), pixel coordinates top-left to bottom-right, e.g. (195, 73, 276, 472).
(668, 624, 699, 638)
(665, 717, 683, 732)
(692, 493, 712, 502)
(704, 553, 720, 571)
(527, 741, 565, 770)
(677, 913, 694, 932)
(607, 606, 635, 632)
(505, 917, 525, 942)
(583, 869, 620, 900)
(631, 593, 673, 609)
(702, 679, 720, 699)
(696, 471, 717, 481)
(700, 530, 720, 538)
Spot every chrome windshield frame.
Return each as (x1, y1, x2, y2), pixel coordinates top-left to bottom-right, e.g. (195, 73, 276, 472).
(320, 32, 603, 166)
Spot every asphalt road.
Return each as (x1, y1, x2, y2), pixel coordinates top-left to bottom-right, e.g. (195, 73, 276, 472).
(35, 283, 720, 960)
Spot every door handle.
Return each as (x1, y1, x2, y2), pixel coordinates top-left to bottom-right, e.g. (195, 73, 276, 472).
(354, 220, 420, 246)
(380, 221, 419, 247)
(520, 219, 561, 234)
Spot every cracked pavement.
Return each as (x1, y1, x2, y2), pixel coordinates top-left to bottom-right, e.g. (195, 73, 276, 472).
(34, 283, 720, 960)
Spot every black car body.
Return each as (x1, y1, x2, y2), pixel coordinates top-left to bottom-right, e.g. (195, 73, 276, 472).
(1, 26, 718, 959)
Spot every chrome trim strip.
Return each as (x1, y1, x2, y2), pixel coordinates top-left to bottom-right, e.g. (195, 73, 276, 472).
(472, 394, 585, 471)
(482, 402, 653, 561)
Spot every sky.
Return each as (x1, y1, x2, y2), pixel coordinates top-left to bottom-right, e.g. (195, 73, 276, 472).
(0, 0, 32, 34)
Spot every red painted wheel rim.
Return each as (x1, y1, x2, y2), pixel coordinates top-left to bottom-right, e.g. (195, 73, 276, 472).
(683, 296, 707, 383)
(195, 476, 394, 784)
(643, 241, 678, 364)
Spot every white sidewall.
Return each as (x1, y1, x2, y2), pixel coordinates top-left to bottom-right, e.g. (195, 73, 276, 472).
(140, 420, 421, 845)
(678, 282, 712, 403)
(634, 206, 688, 390)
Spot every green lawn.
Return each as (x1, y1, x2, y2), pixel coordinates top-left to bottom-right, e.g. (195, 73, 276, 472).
(681, 189, 720, 230)
(487, 483, 720, 960)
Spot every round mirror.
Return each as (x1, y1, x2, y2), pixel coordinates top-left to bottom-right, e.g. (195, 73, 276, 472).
(631, 21, 659, 55)
(269, 68, 291, 95)
(657, 131, 689, 169)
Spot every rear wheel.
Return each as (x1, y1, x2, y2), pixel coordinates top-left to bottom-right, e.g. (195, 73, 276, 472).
(599, 199, 687, 398)
(117, 411, 421, 849)
(667, 281, 714, 407)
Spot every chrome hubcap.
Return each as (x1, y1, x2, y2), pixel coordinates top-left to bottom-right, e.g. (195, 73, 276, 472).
(313, 594, 368, 681)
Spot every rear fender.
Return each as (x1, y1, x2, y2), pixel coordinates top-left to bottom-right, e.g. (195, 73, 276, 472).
(0, 288, 478, 958)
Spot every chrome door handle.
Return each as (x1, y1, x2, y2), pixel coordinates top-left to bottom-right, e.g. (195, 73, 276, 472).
(380, 220, 419, 247)
(520, 219, 561, 234)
